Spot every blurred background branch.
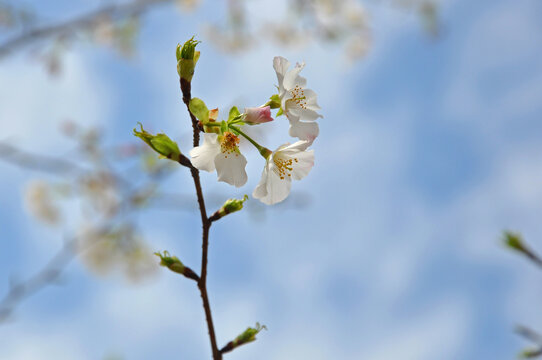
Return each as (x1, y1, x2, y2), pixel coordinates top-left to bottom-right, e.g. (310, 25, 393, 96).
(0, 0, 438, 73)
(0, 227, 105, 324)
(516, 325, 542, 359)
(0, 0, 171, 58)
(0, 120, 310, 324)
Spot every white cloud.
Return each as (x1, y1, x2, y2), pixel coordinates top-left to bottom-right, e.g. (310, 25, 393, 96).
(362, 299, 469, 360)
(443, 1, 542, 129)
(1, 327, 89, 360)
(3, 1, 542, 359)
(0, 52, 112, 150)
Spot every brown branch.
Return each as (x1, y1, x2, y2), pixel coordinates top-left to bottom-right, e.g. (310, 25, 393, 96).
(181, 78, 202, 148)
(180, 77, 221, 360)
(0, 140, 138, 192)
(0, 0, 173, 58)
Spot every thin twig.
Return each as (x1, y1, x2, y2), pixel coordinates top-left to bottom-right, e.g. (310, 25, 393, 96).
(0, 166, 180, 324)
(0, 0, 172, 58)
(180, 77, 221, 360)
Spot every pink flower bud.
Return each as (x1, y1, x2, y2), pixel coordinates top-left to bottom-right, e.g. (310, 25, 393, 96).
(244, 106, 273, 125)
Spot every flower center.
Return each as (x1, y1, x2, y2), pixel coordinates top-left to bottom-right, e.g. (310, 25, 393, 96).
(289, 85, 307, 109)
(220, 132, 240, 158)
(273, 155, 298, 180)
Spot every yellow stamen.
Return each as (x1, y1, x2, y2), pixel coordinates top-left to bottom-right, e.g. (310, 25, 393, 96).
(273, 156, 298, 180)
(220, 132, 240, 158)
(289, 85, 307, 109)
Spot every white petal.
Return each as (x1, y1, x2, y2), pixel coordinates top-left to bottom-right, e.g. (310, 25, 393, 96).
(214, 152, 248, 187)
(288, 119, 319, 143)
(283, 61, 306, 90)
(266, 162, 292, 204)
(273, 56, 290, 92)
(290, 149, 314, 181)
(287, 103, 322, 121)
(295, 75, 307, 89)
(253, 163, 270, 200)
(189, 133, 220, 172)
(253, 161, 292, 205)
(278, 140, 312, 153)
(301, 89, 321, 110)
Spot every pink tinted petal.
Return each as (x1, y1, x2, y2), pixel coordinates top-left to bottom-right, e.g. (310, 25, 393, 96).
(244, 106, 274, 124)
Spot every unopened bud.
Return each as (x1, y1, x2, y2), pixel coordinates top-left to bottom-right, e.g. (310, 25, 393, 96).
(154, 251, 199, 281)
(177, 36, 201, 81)
(503, 231, 542, 267)
(503, 231, 525, 252)
(155, 250, 184, 273)
(216, 195, 248, 219)
(133, 123, 181, 161)
(519, 348, 542, 358)
(244, 106, 274, 125)
(220, 323, 267, 354)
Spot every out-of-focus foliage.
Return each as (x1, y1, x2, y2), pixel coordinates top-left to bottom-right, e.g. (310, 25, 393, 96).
(0, 0, 438, 327)
(0, 0, 35, 29)
(0, 0, 438, 74)
(205, 0, 372, 61)
(14, 122, 182, 283)
(80, 224, 156, 282)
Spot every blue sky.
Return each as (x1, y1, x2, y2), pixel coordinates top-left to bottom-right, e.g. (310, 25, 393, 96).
(1, 0, 542, 359)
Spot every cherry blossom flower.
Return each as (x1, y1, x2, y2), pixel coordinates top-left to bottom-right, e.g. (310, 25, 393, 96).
(273, 56, 322, 143)
(253, 140, 314, 205)
(190, 132, 248, 187)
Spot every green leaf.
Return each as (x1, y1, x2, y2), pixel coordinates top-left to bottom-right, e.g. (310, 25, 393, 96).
(220, 120, 228, 134)
(189, 98, 209, 123)
(133, 123, 181, 161)
(228, 106, 241, 122)
(267, 94, 281, 109)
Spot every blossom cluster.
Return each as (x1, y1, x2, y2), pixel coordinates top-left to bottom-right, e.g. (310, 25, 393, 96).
(189, 56, 322, 205)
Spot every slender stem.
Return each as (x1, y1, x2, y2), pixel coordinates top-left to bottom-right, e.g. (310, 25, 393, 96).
(180, 77, 222, 360)
(198, 220, 221, 360)
(229, 125, 271, 158)
(181, 78, 201, 148)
